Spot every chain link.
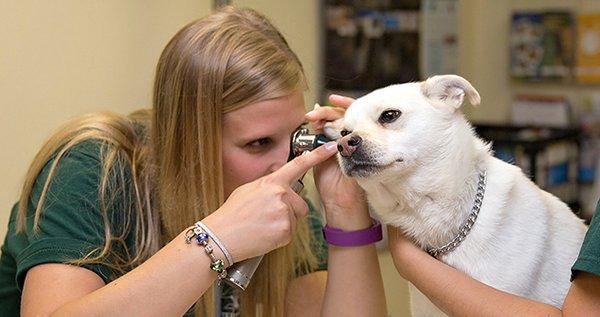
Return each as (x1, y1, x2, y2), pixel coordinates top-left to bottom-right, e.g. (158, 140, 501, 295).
(427, 170, 487, 258)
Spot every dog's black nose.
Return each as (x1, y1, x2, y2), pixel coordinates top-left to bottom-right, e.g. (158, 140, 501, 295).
(347, 135, 362, 146)
(338, 134, 362, 157)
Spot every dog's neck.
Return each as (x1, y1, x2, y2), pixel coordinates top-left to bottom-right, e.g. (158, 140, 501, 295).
(361, 119, 490, 249)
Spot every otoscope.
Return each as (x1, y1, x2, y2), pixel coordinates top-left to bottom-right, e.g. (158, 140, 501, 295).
(223, 126, 331, 291)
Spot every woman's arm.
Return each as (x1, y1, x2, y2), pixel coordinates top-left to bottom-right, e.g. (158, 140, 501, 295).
(563, 272, 600, 316)
(320, 202, 387, 317)
(387, 226, 600, 317)
(284, 206, 387, 317)
(23, 230, 221, 317)
(285, 271, 327, 316)
(21, 143, 339, 317)
(306, 94, 387, 316)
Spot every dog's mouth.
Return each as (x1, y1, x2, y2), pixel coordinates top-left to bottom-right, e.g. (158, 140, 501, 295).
(341, 157, 403, 178)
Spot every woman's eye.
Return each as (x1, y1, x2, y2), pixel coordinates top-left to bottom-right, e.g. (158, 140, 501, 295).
(247, 138, 271, 148)
(378, 109, 402, 124)
(340, 129, 351, 136)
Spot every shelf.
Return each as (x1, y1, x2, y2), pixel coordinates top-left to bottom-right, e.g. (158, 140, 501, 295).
(474, 124, 580, 149)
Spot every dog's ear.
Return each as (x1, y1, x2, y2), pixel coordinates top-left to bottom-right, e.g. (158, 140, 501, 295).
(421, 75, 481, 111)
(323, 118, 343, 140)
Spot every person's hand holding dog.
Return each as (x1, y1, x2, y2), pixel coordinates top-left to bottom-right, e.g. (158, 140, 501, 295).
(387, 225, 430, 278)
(305, 95, 372, 230)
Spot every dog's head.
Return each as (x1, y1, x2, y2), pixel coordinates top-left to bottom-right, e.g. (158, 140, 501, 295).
(324, 75, 481, 179)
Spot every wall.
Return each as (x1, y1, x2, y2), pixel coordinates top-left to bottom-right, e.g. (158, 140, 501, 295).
(458, 0, 600, 122)
(457, 0, 511, 122)
(0, 0, 212, 238)
(508, 0, 600, 117)
(233, 0, 322, 105)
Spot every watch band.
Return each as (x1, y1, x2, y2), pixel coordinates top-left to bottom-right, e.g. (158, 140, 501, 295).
(322, 219, 383, 247)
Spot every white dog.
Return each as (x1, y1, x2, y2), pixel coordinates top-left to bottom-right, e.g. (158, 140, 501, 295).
(324, 75, 587, 316)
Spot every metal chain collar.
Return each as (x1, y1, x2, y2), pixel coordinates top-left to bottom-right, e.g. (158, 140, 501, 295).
(427, 170, 487, 258)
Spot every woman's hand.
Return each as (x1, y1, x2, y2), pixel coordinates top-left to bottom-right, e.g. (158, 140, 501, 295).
(203, 141, 338, 263)
(306, 95, 372, 230)
(387, 225, 428, 278)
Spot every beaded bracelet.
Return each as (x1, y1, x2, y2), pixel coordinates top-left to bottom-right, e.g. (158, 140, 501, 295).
(185, 223, 228, 279)
(194, 221, 234, 267)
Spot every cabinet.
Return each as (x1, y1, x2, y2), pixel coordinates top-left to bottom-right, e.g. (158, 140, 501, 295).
(474, 124, 584, 215)
(322, 0, 421, 99)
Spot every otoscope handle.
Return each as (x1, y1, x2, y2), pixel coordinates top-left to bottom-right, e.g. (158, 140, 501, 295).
(223, 255, 263, 291)
(223, 179, 304, 291)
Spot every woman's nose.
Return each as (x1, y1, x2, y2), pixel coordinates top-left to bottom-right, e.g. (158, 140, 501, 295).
(268, 143, 290, 173)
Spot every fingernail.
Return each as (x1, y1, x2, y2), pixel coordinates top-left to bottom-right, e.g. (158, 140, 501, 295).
(305, 110, 315, 117)
(313, 103, 321, 110)
(324, 141, 337, 152)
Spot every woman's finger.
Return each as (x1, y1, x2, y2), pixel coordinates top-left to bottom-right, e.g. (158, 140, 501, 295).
(328, 94, 355, 108)
(286, 190, 309, 220)
(305, 105, 345, 122)
(310, 119, 327, 131)
(272, 141, 338, 185)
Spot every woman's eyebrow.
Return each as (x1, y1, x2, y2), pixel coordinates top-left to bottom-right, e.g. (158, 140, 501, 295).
(239, 122, 307, 143)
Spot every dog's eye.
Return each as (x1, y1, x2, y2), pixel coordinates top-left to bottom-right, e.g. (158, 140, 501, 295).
(378, 110, 402, 124)
(340, 129, 351, 137)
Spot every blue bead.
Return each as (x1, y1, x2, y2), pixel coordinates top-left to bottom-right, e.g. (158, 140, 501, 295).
(196, 232, 209, 244)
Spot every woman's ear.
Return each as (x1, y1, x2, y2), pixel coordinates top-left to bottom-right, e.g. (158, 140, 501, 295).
(420, 75, 481, 111)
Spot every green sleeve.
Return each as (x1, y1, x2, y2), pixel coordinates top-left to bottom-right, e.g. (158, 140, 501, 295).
(15, 141, 124, 289)
(572, 200, 600, 279)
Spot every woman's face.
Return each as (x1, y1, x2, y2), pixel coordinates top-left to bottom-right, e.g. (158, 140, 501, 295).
(222, 90, 306, 198)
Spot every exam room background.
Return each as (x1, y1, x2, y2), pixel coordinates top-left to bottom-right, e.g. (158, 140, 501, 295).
(2, 1, 599, 316)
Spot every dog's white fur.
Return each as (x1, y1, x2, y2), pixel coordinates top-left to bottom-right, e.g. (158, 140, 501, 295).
(325, 75, 587, 316)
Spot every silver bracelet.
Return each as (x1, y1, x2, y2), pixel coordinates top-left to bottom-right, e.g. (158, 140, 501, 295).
(194, 221, 234, 267)
(185, 225, 227, 279)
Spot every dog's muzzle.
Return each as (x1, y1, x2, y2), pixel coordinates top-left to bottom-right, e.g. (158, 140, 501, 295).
(337, 137, 383, 177)
(337, 136, 401, 178)
(338, 134, 362, 157)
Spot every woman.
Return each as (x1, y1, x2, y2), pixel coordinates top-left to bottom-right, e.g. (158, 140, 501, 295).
(0, 6, 386, 316)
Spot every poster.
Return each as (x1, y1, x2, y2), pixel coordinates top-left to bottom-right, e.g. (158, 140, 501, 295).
(510, 11, 574, 82)
(576, 13, 600, 83)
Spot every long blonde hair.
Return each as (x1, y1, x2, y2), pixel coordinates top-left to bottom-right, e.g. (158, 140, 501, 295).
(17, 6, 318, 316)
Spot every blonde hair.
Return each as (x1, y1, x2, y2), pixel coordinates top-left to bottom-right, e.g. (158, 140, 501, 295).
(17, 6, 318, 317)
